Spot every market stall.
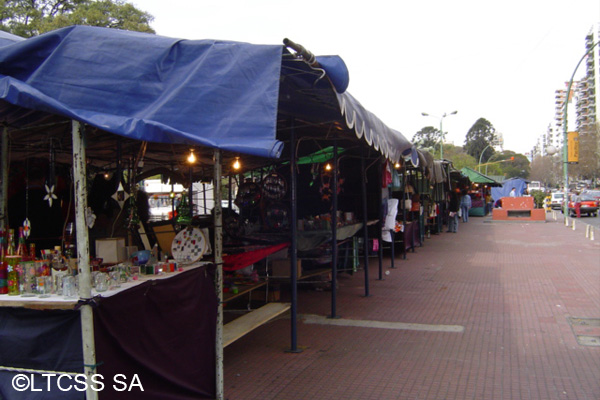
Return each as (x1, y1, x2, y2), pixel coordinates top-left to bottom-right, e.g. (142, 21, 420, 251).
(0, 26, 412, 399)
(460, 167, 502, 216)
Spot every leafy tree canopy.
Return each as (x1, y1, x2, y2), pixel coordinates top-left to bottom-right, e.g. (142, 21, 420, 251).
(464, 118, 497, 162)
(441, 144, 477, 171)
(0, 0, 155, 37)
(412, 126, 441, 150)
(498, 151, 529, 179)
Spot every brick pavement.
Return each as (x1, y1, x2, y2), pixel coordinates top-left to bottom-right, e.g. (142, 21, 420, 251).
(224, 216, 600, 400)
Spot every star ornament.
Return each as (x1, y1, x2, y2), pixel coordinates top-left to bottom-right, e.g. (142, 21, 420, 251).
(44, 184, 58, 207)
(111, 183, 130, 209)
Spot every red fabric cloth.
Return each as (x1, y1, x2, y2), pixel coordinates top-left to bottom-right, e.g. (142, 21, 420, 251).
(223, 242, 290, 271)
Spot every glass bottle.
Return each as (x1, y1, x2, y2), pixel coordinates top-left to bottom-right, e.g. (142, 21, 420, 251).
(29, 243, 36, 261)
(6, 229, 15, 256)
(16, 227, 28, 260)
(0, 228, 7, 294)
(6, 230, 21, 295)
(6, 255, 21, 295)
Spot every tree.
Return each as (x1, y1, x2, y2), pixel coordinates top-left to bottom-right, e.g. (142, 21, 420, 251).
(498, 151, 529, 179)
(412, 126, 441, 149)
(0, 0, 154, 38)
(530, 155, 561, 188)
(464, 118, 497, 162)
(441, 144, 477, 171)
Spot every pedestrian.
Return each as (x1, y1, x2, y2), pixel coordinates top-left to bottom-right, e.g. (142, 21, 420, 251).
(509, 187, 517, 197)
(447, 191, 460, 233)
(460, 190, 472, 222)
(573, 191, 582, 218)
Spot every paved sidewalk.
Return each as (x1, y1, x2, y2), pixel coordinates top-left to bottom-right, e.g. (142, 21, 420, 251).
(224, 216, 600, 400)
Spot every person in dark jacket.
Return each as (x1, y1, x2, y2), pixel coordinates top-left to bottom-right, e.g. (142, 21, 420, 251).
(447, 191, 460, 233)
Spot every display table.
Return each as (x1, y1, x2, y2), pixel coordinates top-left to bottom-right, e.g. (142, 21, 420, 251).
(0, 262, 212, 310)
(469, 199, 487, 216)
(296, 222, 363, 251)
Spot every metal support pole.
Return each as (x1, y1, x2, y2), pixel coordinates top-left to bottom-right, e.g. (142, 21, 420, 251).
(478, 144, 492, 173)
(203, 183, 208, 214)
(377, 159, 383, 280)
(189, 167, 194, 220)
(0, 126, 8, 230)
(213, 150, 224, 400)
(72, 121, 97, 400)
(360, 147, 370, 297)
(329, 137, 339, 319)
(439, 119, 444, 160)
(288, 120, 301, 351)
(228, 176, 232, 210)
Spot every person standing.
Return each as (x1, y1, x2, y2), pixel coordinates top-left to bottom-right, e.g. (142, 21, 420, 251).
(573, 191, 582, 218)
(509, 187, 517, 197)
(460, 190, 472, 222)
(447, 191, 460, 233)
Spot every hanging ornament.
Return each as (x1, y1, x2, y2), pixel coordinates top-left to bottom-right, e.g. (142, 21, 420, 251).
(45, 139, 58, 208)
(44, 184, 58, 207)
(111, 182, 130, 209)
(126, 196, 140, 229)
(22, 218, 31, 239)
(85, 207, 96, 229)
(176, 192, 192, 225)
(23, 158, 32, 235)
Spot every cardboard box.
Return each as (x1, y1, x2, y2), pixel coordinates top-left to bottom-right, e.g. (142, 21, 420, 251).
(270, 259, 301, 279)
(95, 237, 127, 264)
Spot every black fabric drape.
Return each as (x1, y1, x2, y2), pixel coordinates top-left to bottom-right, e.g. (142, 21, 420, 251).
(94, 266, 218, 399)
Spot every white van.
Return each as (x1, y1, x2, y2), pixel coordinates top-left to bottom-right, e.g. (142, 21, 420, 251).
(550, 192, 565, 209)
(527, 181, 544, 192)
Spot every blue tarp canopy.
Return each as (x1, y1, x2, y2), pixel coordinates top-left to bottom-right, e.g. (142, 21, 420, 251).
(491, 177, 528, 201)
(0, 25, 411, 163)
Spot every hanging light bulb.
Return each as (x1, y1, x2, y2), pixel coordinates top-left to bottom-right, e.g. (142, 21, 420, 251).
(187, 149, 196, 164)
(325, 163, 332, 171)
(394, 162, 401, 169)
(233, 157, 241, 171)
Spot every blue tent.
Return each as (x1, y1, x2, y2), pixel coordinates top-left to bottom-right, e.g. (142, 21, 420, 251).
(0, 25, 411, 163)
(491, 177, 528, 201)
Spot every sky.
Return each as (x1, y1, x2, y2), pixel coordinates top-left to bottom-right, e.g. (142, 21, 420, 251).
(131, 0, 599, 155)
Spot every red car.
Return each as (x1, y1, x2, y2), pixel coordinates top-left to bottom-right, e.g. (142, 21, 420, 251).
(564, 194, 599, 217)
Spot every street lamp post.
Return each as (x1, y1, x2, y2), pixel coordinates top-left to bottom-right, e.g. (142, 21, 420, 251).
(562, 40, 599, 217)
(421, 111, 458, 160)
(478, 144, 493, 173)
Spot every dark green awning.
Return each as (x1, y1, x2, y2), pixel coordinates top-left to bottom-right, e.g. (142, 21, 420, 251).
(460, 167, 502, 186)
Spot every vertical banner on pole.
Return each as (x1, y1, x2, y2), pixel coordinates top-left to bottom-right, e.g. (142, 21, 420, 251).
(567, 131, 579, 164)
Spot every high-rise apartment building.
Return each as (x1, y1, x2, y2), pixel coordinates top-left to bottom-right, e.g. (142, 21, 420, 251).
(533, 24, 599, 159)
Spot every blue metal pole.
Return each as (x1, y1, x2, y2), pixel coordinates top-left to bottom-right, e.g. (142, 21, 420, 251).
(360, 147, 370, 296)
(377, 158, 384, 280)
(289, 119, 301, 352)
(329, 137, 339, 319)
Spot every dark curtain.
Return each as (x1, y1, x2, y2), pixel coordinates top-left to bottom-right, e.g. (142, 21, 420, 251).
(94, 266, 218, 399)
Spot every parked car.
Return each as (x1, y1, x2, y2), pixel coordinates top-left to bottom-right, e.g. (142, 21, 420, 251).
(582, 189, 600, 202)
(564, 194, 599, 217)
(550, 192, 565, 210)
